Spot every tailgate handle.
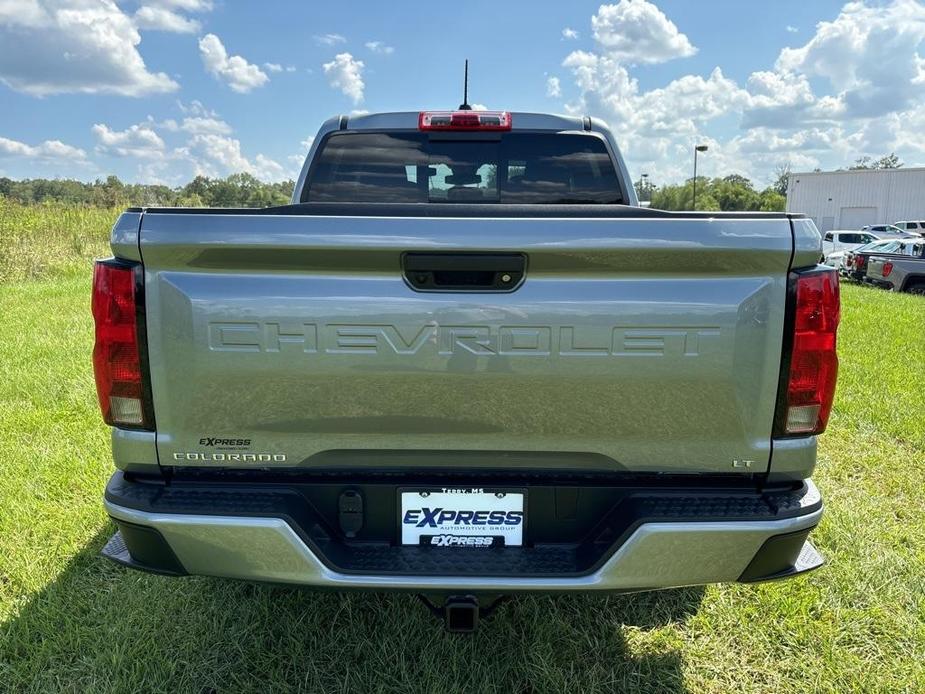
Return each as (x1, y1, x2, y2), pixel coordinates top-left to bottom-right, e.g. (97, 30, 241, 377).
(403, 252, 526, 291)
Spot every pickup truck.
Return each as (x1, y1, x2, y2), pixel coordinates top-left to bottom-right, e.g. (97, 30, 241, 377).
(95, 110, 837, 631)
(822, 229, 879, 266)
(865, 239, 925, 294)
(843, 239, 909, 282)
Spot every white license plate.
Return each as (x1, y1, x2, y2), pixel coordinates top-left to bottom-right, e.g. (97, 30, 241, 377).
(400, 488, 525, 547)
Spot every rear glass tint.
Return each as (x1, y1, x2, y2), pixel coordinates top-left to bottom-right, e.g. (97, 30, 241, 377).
(303, 132, 624, 204)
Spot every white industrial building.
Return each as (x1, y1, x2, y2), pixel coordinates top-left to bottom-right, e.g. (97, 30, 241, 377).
(786, 167, 925, 232)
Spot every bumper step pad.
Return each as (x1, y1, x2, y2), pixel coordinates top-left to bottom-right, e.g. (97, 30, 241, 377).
(103, 472, 822, 582)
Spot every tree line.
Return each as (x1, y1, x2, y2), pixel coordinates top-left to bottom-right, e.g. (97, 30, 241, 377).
(3, 171, 786, 211)
(637, 172, 788, 212)
(0, 173, 295, 208)
(634, 152, 903, 211)
(1, 152, 905, 211)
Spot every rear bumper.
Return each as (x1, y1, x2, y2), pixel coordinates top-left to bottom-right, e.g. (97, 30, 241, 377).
(102, 471, 824, 592)
(865, 278, 894, 289)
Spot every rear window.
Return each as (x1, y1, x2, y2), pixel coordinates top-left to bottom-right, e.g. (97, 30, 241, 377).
(303, 132, 624, 204)
(869, 241, 902, 253)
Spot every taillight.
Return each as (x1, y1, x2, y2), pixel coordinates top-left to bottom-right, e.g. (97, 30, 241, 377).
(882, 262, 893, 277)
(419, 110, 512, 131)
(91, 260, 152, 429)
(775, 267, 840, 436)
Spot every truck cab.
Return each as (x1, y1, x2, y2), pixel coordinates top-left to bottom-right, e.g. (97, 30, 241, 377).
(822, 230, 879, 265)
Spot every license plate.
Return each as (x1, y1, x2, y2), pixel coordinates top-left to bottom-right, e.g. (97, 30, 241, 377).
(400, 488, 525, 547)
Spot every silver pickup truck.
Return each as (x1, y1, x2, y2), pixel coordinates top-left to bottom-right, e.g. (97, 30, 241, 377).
(95, 110, 838, 630)
(865, 239, 925, 294)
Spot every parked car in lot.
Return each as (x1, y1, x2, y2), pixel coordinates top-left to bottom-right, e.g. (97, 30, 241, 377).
(822, 230, 879, 265)
(843, 239, 908, 281)
(893, 221, 925, 234)
(861, 224, 920, 238)
(865, 240, 925, 294)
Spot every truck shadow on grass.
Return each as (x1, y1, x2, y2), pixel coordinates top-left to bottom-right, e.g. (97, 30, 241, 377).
(1, 524, 703, 693)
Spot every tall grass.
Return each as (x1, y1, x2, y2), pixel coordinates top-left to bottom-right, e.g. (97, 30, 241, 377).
(0, 199, 118, 283)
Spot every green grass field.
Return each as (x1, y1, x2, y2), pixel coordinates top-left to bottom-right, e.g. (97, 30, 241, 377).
(1, 204, 924, 692)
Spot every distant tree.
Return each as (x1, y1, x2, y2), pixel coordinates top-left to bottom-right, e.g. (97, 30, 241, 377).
(181, 175, 212, 201)
(713, 175, 759, 211)
(633, 175, 655, 202)
(850, 153, 903, 170)
(874, 153, 903, 169)
(771, 163, 791, 196)
(758, 188, 786, 212)
(694, 193, 720, 211)
(647, 173, 788, 212)
(722, 174, 753, 189)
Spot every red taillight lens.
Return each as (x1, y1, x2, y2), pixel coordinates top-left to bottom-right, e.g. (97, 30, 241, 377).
(92, 260, 150, 428)
(882, 262, 893, 277)
(777, 268, 840, 436)
(418, 110, 512, 131)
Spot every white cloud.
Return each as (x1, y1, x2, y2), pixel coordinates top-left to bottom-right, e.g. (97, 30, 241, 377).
(180, 133, 286, 181)
(365, 40, 394, 54)
(562, 27, 579, 40)
(0, 0, 178, 96)
(546, 75, 561, 98)
(557, 0, 925, 185)
(133, 5, 199, 33)
(314, 33, 345, 46)
(178, 99, 217, 117)
(786, 25, 799, 33)
(151, 0, 213, 10)
(178, 116, 232, 135)
(741, 69, 819, 128)
(322, 52, 365, 103)
(0, 135, 87, 160)
(775, 0, 925, 117)
(470, 103, 488, 111)
(288, 135, 315, 172)
(199, 33, 269, 93)
(590, 0, 697, 64)
(92, 122, 165, 159)
(264, 62, 283, 72)
(155, 101, 231, 134)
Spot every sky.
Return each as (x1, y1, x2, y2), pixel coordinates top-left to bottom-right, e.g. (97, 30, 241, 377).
(1, 0, 924, 189)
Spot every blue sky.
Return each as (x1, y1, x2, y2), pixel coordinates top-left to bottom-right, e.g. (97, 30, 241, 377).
(2, 0, 924, 187)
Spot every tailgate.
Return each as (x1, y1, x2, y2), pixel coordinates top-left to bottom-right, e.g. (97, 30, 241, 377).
(139, 211, 793, 475)
(866, 256, 890, 281)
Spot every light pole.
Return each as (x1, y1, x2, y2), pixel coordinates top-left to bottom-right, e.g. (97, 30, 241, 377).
(641, 173, 649, 202)
(692, 144, 708, 210)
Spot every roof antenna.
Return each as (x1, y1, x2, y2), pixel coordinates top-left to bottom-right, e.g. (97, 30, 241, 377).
(458, 59, 472, 110)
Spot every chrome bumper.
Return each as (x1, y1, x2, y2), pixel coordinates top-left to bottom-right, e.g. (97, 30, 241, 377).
(104, 485, 823, 592)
